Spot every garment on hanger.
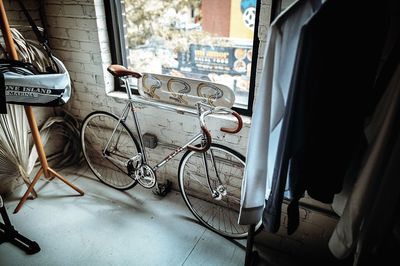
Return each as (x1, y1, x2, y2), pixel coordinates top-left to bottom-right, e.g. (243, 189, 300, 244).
(276, 0, 390, 235)
(328, 61, 400, 260)
(332, 4, 400, 217)
(329, 2, 400, 250)
(354, 105, 400, 266)
(238, 0, 321, 226)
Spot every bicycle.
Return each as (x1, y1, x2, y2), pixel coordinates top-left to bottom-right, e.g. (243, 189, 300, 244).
(80, 64, 260, 239)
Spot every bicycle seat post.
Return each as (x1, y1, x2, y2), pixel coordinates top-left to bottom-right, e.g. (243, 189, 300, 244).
(121, 76, 134, 100)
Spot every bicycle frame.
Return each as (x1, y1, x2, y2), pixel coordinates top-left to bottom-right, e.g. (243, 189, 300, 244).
(103, 78, 209, 172)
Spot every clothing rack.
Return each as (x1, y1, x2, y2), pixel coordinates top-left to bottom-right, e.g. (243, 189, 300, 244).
(0, 0, 84, 213)
(244, 224, 259, 266)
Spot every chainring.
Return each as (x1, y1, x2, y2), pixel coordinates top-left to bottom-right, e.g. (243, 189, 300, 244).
(135, 164, 156, 188)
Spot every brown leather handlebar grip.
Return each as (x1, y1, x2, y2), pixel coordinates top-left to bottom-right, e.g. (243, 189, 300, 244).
(220, 111, 243, 134)
(187, 126, 212, 153)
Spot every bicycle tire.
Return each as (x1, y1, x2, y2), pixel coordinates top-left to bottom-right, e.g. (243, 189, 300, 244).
(178, 143, 261, 239)
(81, 111, 141, 190)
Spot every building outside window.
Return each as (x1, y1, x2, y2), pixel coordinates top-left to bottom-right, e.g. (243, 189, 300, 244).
(107, 0, 260, 115)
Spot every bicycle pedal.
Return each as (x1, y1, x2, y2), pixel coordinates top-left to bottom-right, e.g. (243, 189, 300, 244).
(152, 180, 172, 197)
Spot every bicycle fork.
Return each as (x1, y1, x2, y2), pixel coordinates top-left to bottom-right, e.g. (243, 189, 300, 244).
(201, 145, 227, 201)
(194, 103, 227, 200)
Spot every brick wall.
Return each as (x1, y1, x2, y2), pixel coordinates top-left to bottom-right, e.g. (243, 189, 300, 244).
(201, 0, 231, 37)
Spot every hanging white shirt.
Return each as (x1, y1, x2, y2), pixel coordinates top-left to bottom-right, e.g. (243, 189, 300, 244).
(238, 0, 320, 225)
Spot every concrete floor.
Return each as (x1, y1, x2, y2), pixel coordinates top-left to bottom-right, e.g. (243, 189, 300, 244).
(0, 165, 297, 266)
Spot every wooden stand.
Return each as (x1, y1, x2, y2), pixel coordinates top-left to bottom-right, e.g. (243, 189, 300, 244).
(0, 0, 84, 214)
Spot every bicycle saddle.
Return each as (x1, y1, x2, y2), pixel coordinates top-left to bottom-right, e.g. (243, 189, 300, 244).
(107, 64, 142, 78)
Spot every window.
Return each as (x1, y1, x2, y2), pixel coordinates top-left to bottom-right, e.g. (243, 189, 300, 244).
(105, 0, 261, 115)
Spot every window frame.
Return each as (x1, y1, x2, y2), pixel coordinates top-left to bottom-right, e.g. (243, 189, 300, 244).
(104, 0, 261, 116)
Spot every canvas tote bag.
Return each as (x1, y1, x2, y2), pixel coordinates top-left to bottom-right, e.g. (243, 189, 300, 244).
(0, 0, 71, 112)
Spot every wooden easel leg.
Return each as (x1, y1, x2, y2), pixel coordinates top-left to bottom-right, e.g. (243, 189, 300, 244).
(12, 108, 85, 213)
(13, 168, 43, 214)
(25, 106, 50, 179)
(48, 167, 84, 195)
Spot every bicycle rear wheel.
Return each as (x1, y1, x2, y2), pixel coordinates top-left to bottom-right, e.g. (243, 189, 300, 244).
(81, 111, 141, 190)
(179, 144, 260, 239)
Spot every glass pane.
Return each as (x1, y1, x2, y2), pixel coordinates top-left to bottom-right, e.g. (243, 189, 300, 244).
(123, 0, 257, 109)
(281, 0, 296, 13)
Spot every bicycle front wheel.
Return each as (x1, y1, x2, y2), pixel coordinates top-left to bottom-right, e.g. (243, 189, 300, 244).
(179, 144, 256, 239)
(81, 111, 141, 190)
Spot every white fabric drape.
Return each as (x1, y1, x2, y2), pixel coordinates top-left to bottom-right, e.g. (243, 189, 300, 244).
(238, 0, 318, 224)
